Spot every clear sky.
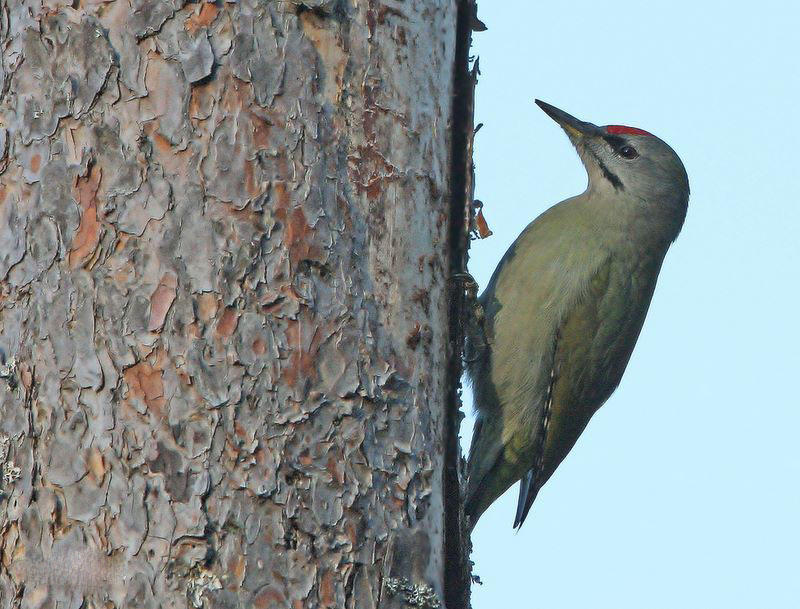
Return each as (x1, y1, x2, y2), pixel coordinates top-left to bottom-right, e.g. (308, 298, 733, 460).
(461, 2, 800, 608)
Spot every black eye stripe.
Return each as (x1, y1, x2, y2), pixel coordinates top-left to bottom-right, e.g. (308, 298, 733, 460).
(602, 135, 638, 159)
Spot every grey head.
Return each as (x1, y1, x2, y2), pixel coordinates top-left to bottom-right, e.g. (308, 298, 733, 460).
(535, 100, 689, 240)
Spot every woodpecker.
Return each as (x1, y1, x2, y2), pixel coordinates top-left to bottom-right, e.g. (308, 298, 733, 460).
(465, 100, 689, 529)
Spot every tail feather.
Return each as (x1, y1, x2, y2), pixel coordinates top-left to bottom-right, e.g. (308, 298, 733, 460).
(513, 468, 540, 529)
(467, 416, 543, 530)
(467, 415, 538, 529)
(464, 415, 504, 528)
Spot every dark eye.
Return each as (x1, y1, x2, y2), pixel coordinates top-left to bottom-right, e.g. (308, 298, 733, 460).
(619, 145, 638, 160)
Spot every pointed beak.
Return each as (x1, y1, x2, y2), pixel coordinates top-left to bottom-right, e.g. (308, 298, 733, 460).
(535, 100, 602, 140)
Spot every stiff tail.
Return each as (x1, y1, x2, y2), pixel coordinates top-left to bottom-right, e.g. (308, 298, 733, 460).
(513, 468, 540, 529)
(464, 415, 503, 529)
(466, 415, 538, 530)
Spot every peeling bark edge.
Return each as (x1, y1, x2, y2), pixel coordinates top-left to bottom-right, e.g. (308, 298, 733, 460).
(444, 1, 479, 608)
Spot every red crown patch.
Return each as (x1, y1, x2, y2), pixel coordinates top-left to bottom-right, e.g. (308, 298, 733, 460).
(605, 125, 653, 137)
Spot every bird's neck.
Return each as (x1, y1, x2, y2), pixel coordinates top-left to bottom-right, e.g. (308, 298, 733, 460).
(573, 186, 680, 253)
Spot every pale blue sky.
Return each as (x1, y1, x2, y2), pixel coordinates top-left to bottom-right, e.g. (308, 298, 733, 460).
(462, 2, 800, 608)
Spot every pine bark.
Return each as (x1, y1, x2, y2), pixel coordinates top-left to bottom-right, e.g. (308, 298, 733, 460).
(0, 1, 474, 607)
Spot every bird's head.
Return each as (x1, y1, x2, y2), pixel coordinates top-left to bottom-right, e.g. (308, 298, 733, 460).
(535, 100, 689, 235)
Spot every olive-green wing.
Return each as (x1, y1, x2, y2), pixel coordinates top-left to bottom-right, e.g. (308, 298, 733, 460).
(514, 252, 666, 527)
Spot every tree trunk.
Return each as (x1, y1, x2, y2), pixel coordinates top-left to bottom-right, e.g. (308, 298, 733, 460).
(0, 1, 476, 607)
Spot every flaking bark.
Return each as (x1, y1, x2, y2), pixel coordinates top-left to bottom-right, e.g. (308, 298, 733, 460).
(0, 1, 474, 607)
